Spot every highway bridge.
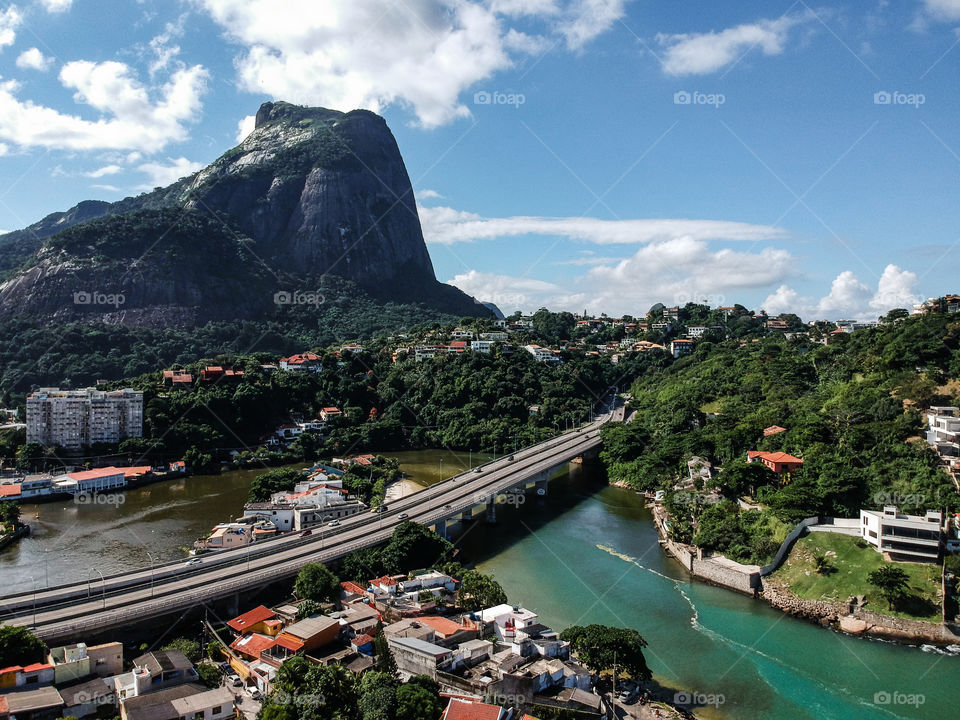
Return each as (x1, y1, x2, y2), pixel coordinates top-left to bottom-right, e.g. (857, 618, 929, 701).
(0, 401, 622, 643)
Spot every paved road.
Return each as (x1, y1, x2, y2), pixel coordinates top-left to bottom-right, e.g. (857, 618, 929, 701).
(0, 404, 617, 642)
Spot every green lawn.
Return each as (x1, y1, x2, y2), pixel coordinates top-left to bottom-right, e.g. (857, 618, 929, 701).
(772, 532, 943, 622)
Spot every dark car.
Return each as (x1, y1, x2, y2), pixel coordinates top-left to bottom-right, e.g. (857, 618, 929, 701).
(299, 529, 312, 537)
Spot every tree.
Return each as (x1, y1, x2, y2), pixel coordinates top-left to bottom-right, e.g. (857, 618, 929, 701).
(395, 677, 443, 720)
(342, 548, 385, 583)
(297, 599, 321, 619)
(812, 553, 833, 576)
(359, 671, 397, 720)
(457, 570, 507, 611)
(196, 663, 221, 688)
(294, 563, 340, 603)
(0, 625, 45, 667)
(373, 620, 398, 678)
(380, 522, 452, 574)
(162, 638, 201, 664)
(559, 624, 651, 681)
(867, 566, 910, 609)
(0, 500, 20, 527)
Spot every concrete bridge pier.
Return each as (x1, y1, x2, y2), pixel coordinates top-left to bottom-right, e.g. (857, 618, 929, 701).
(225, 592, 240, 619)
(485, 501, 497, 524)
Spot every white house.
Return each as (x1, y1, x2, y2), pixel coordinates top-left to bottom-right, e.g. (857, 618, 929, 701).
(926, 406, 960, 457)
(687, 326, 708, 338)
(53, 467, 126, 495)
(670, 339, 695, 358)
(471, 340, 495, 354)
(524, 345, 560, 363)
(860, 506, 944, 561)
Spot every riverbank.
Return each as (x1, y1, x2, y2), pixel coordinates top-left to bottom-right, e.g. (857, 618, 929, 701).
(649, 501, 960, 648)
(0, 523, 29, 551)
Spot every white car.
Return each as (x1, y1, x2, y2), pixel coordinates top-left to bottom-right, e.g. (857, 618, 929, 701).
(184, 557, 203, 566)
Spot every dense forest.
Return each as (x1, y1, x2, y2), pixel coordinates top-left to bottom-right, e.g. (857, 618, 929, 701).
(600, 309, 960, 564)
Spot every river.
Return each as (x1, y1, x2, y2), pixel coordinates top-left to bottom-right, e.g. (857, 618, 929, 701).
(0, 452, 953, 719)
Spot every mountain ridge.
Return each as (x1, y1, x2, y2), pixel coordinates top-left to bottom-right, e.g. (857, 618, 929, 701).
(0, 101, 486, 327)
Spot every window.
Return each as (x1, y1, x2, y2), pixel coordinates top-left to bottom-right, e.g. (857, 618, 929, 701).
(212, 707, 222, 715)
(869, 530, 877, 539)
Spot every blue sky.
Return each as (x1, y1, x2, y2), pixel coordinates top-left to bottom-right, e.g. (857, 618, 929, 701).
(1, 0, 959, 319)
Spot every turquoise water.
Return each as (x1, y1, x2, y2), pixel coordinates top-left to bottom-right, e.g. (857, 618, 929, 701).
(454, 463, 953, 720)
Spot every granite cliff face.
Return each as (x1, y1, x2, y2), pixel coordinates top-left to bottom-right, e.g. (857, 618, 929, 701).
(0, 102, 483, 326)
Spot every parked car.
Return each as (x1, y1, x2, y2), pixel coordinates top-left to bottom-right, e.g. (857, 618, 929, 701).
(250, 690, 263, 701)
(299, 529, 312, 537)
(227, 675, 242, 687)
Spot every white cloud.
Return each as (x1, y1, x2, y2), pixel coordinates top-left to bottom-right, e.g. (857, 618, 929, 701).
(419, 204, 786, 245)
(148, 13, 187, 77)
(450, 235, 796, 315)
(85, 164, 122, 178)
(39, 0, 72, 12)
(200, 0, 624, 128)
(137, 156, 204, 189)
(657, 12, 814, 75)
(922, 0, 960, 20)
(0, 142, 8, 156)
(0, 61, 209, 152)
(0, 6, 22, 50)
(91, 184, 120, 192)
(235, 114, 255, 143)
(16, 47, 53, 71)
(761, 264, 921, 321)
(416, 188, 444, 201)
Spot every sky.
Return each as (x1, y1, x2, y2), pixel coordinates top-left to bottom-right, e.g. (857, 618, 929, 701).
(0, 0, 959, 320)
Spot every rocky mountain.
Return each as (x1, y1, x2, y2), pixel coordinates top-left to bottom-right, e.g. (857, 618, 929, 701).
(0, 102, 485, 327)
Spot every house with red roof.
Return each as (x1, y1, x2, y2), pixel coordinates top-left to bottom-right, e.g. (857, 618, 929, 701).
(320, 407, 343, 422)
(441, 698, 505, 720)
(763, 425, 787, 437)
(227, 605, 280, 637)
(279, 352, 323, 373)
(53, 466, 126, 495)
(747, 450, 804, 481)
(230, 633, 277, 662)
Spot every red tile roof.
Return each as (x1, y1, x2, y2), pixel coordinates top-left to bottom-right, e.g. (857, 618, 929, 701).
(283, 353, 322, 364)
(341, 581, 368, 596)
(0, 666, 24, 674)
(763, 425, 787, 436)
(443, 699, 503, 720)
(274, 635, 305, 652)
(66, 467, 123, 481)
(418, 616, 467, 636)
(371, 575, 398, 587)
(119, 466, 152, 478)
(22, 663, 53, 672)
(227, 605, 277, 633)
(352, 634, 374, 646)
(0, 484, 21, 497)
(230, 633, 277, 658)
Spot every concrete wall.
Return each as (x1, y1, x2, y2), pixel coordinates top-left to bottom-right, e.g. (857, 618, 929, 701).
(88, 642, 124, 678)
(759, 517, 820, 576)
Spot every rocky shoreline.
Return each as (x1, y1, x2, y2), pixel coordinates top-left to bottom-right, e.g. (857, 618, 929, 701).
(760, 578, 960, 647)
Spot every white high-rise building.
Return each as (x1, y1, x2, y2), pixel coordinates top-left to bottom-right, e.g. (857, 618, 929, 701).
(26, 388, 143, 450)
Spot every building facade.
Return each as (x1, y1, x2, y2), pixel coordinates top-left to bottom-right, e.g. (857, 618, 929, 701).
(27, 388, 143, 450)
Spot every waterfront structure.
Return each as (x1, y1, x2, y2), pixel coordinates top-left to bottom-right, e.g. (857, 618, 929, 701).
(26, 388, 143, 450)
(860, 506, 944, 561)
(53, 467, 126, 495)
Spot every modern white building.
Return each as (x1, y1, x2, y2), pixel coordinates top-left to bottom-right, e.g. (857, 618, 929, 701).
(926, 406, 960, 457)
(470, 340, 495, 354)
(860, 506, 944, 561)
(524, 344, 560, 363)
(27, 387, 143, 450)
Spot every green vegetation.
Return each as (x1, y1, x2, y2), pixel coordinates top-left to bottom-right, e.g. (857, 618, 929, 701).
(161, 637, 201, 664)
(294, 563, 341, 603)
(456, 569, 508, 610)
(773, 533, 941, 621)
(691, 500, 792, 565)
(0, 625, 45, 667)
(559, 624, 651, 681)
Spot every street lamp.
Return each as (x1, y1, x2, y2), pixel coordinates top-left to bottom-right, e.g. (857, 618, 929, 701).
(44, 549, 49, 588)
(438, 458, 444, 482)
(87, 568, 106, 609)
(145, 551, 156, 598)
(28, 574, 36, 628)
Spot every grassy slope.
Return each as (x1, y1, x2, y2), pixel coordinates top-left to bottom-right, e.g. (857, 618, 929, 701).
(773, 533, 942, 622)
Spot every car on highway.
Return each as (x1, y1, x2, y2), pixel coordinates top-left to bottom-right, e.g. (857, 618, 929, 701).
(299, 529, 312, 537)
(507, 454, 514, 461)
(474, 466, 482, 473)
(398, 512, 409, 519)
(184, 557, 203, 566)
(328, 519, 341, 527)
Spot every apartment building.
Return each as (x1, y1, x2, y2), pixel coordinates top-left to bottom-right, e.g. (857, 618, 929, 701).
(926, 406, 960, 457)
(26, 388, 143, 450)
